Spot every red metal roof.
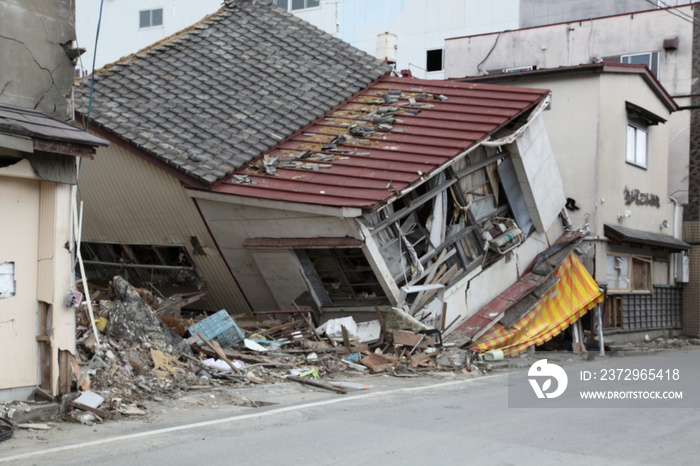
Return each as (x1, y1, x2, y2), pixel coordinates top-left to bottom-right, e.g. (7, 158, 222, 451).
(210, 75, 549, 210)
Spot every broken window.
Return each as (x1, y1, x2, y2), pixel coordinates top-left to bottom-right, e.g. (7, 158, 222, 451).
(366, 146, 522, 298)
(426, 49, 444, 72)
(78, 242, 201, 290)
(139, 8, 163, 29)
(296, 248, 389, 307)
(0, 262, 15, 299)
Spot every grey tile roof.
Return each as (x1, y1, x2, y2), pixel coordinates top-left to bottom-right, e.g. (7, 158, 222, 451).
(75, 0, 390, 186)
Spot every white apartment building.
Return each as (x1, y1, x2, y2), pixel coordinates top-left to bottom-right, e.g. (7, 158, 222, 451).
(74, 0, 223, 74)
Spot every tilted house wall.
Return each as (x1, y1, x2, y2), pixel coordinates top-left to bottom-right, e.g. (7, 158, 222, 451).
(192, 75, 570, 336)
(74, 0, 391, 314)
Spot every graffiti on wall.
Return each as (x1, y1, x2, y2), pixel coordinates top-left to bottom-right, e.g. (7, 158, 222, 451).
(624, 187, 660, 208)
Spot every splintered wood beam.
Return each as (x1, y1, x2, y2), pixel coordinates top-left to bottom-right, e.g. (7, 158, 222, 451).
(287, 376, 347, 394)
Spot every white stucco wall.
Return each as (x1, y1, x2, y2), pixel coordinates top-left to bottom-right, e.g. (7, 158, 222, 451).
(75, 0, 223, 72)
(289, 0, 520, 79)
(444, 7, 692, 204)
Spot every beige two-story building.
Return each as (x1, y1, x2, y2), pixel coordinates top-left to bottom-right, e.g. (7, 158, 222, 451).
(458, 63, 690, 338)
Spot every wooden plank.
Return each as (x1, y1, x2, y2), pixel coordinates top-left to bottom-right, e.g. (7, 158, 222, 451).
(58, 350, 73, 395)
(409, 352, 433, 368)
(155, 292, 207, 315)
(275, 344, 369, 354)
(341, 325, 351, 353)
(441, 302, 447, 331)
(360, 353, 397, 373)
(194, 330, 240, 374)
(34, 139, 96, 158)
(68, 401, 110, 420)
(287, 376, 347, 394)
(409, 263, 447, 312)
(392, 330, 434, 348)
(33, 387, 55, 403)
(406, 247, 456, 288)
(412, 264, 458, 310)
(375, 306, 387, 345)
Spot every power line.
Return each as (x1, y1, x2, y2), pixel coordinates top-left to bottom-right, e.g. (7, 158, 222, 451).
(641, 0, 700, 27)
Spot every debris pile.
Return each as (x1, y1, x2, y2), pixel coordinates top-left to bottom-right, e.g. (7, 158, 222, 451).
(35, 275, 485, 425)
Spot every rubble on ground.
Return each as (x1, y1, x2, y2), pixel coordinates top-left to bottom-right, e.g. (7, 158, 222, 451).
(619, 335, 700, 351)
(10, 275, 486, 427)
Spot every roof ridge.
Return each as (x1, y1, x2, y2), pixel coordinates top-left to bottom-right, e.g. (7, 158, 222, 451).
(88, 3, 231, 76)
(75, 0, 390, 186)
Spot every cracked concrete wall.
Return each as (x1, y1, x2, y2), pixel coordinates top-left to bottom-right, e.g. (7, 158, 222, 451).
(0, 0, 76, 121)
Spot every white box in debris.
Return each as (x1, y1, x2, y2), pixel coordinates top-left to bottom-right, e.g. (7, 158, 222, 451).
(356, 320, 381, 344)
(74, 390, 105, 409)
(316, 316, 358, 340)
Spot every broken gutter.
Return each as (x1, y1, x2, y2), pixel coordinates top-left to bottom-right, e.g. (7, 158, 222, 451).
(187, 188, 364, 218)
(480, 94, 551, 147)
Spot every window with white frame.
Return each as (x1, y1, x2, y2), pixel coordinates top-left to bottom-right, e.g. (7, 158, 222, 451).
(139, 8, 163, 29)
(626, 122, 648, 168)
(624, 101, 666, 170)
(273, 0, 320, 11)
(602, 52, 660, 78)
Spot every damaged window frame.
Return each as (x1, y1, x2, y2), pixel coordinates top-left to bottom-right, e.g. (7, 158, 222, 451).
(78, 241, 202, 290)
(605, 252, 654, 293)
(296, 247, 390, 308)
(364, 144, 523, 291)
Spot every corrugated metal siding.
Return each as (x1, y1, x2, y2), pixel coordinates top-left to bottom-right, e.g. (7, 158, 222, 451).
(213, 76, 549, 209)
(37, 181, 57, 303)
(79, 140, 251, 314)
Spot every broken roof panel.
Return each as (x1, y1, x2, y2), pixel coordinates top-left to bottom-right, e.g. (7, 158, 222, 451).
(74, 0, 390, 186)
(211, 75, 550, 210)
(471, 253, 603, 357)
(0, 103, 107, 149)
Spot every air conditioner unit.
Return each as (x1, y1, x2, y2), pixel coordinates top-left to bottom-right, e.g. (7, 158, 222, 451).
(503, 65, 535, 73)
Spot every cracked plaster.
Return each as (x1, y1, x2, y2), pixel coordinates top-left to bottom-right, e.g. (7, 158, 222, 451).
(0, 0, 76, 121)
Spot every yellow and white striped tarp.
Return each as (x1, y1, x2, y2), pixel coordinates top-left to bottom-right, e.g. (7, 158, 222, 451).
(471, 253, 603, 357)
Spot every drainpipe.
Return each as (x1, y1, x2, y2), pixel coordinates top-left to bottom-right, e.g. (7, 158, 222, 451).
(567, 26, 575, 66)
(669, 196, 681, 285)
(669, 196, 680, 239)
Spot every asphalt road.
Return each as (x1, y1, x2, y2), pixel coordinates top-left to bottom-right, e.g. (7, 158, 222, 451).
(1, 348, 698, 465)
